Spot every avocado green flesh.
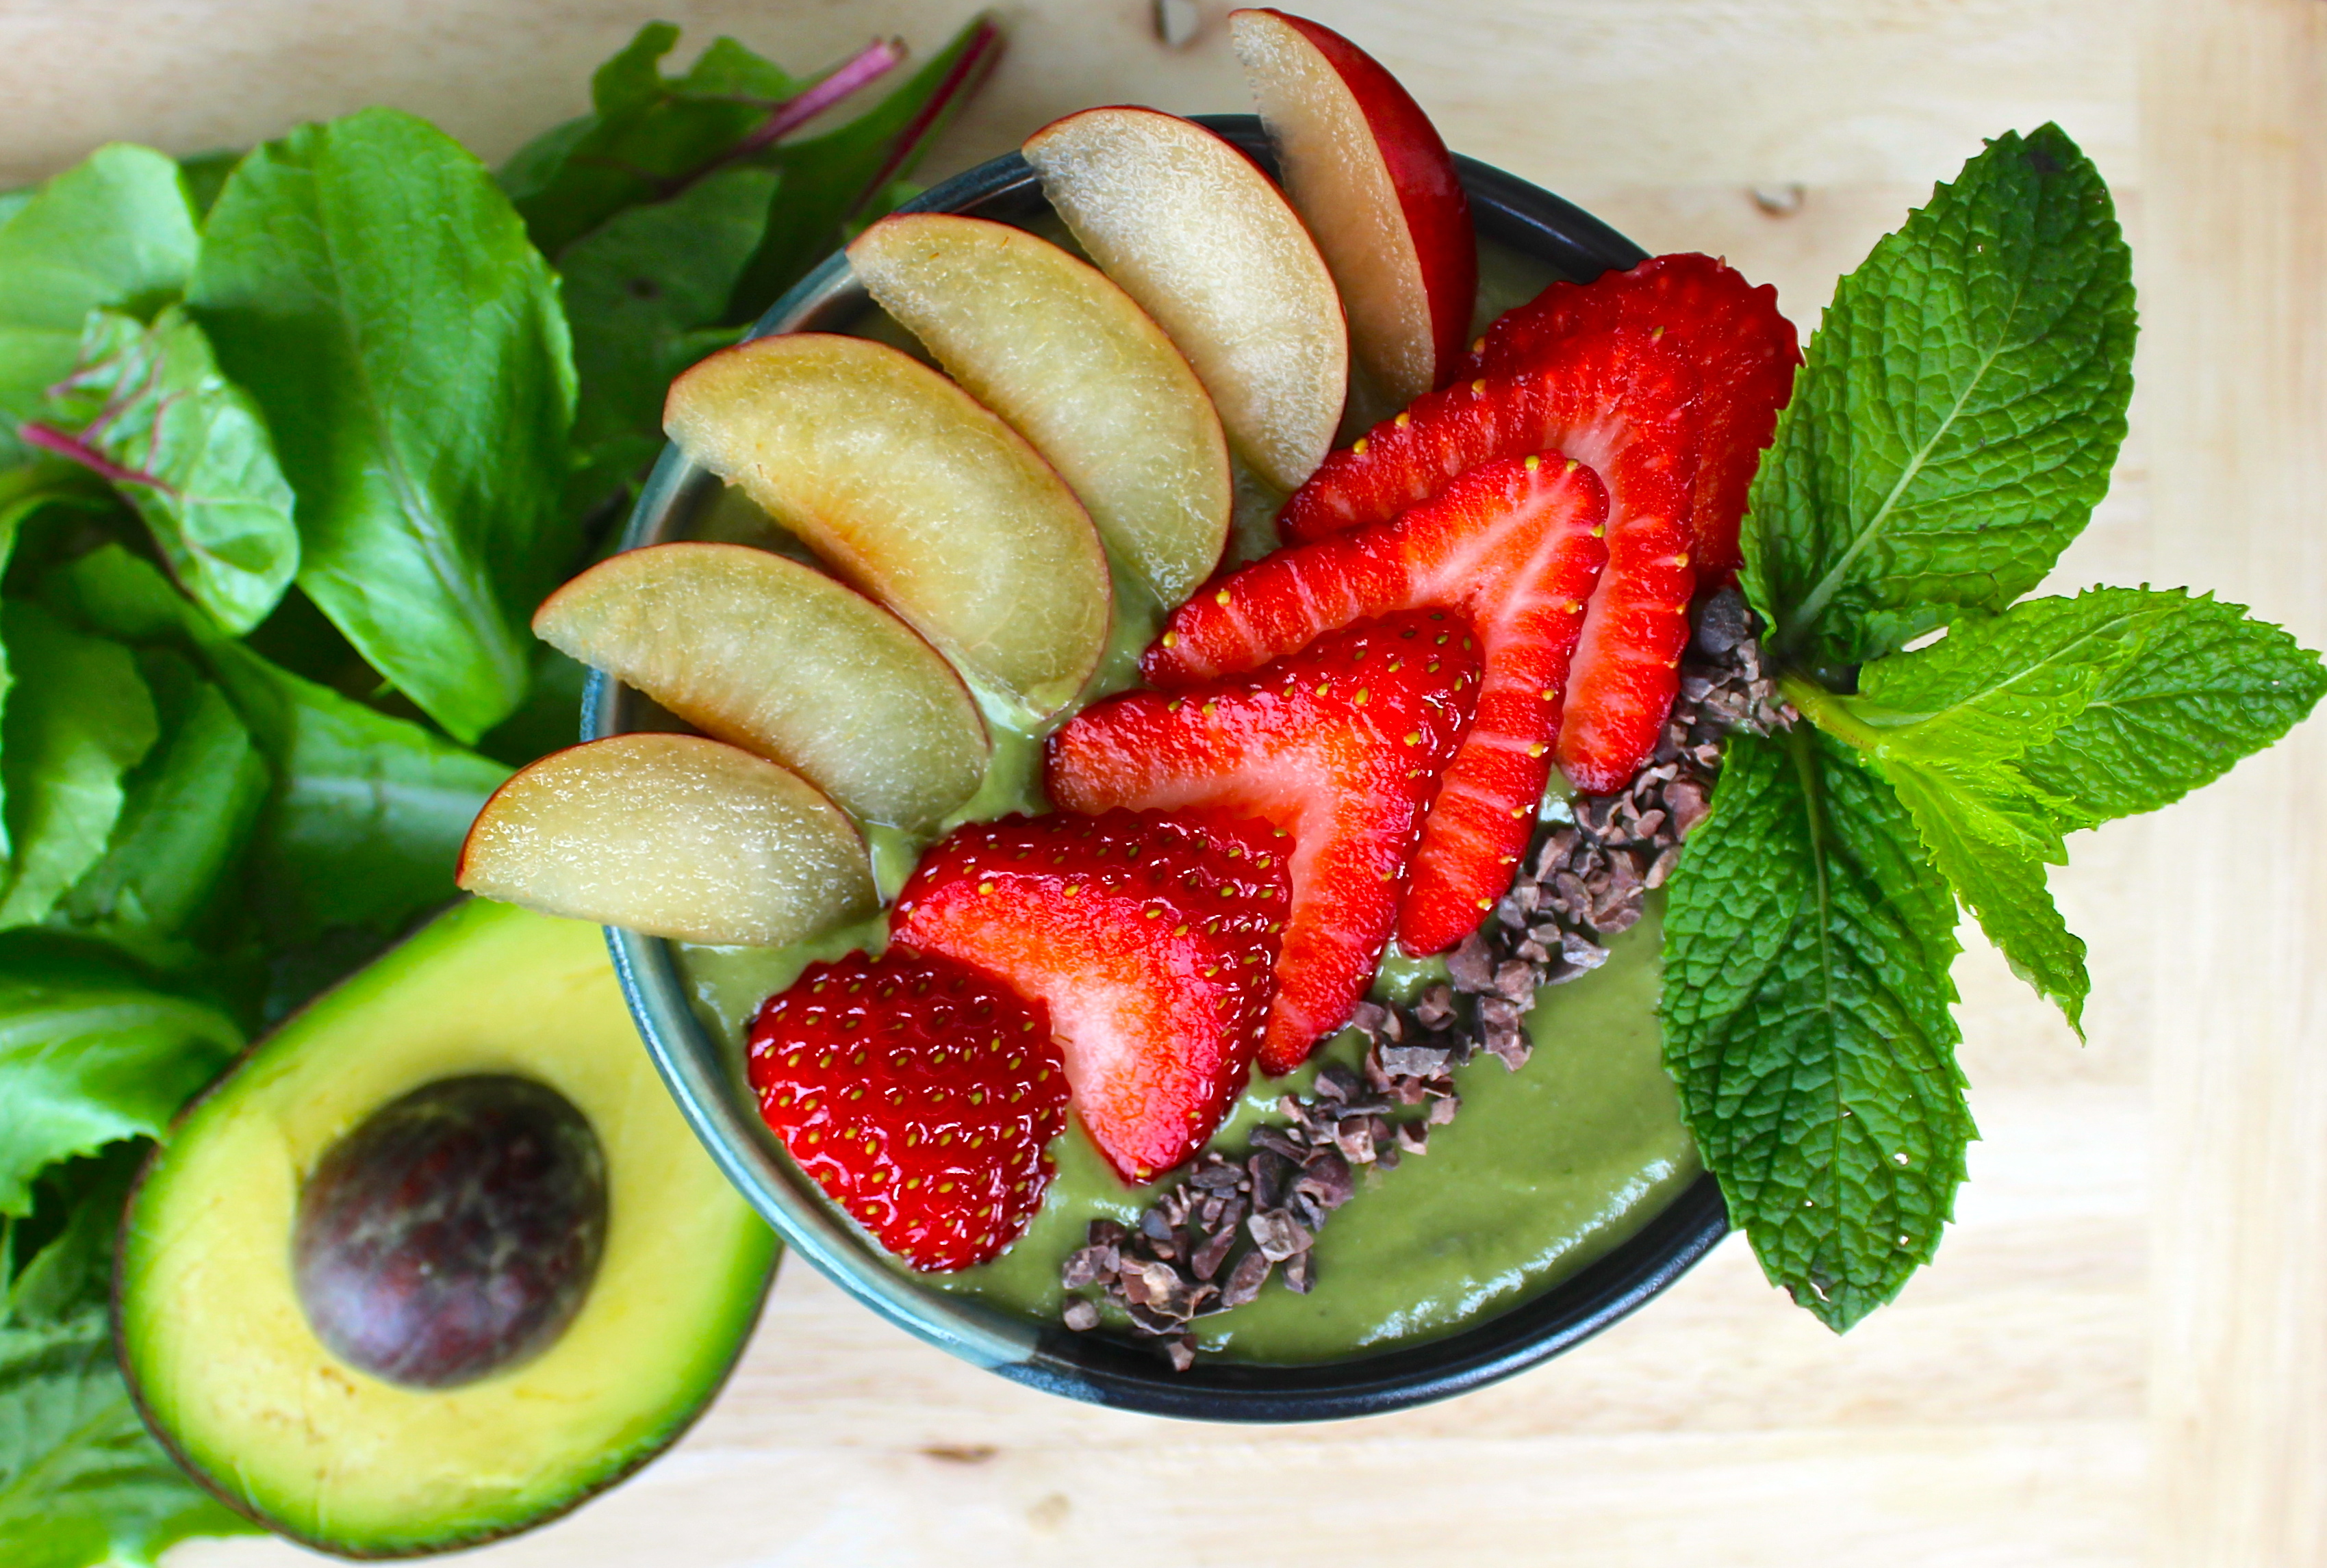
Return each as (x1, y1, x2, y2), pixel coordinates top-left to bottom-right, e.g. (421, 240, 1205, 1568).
(118, 899, 780, 1557)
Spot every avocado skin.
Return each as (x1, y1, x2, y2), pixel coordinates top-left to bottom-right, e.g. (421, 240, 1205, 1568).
(114, 899, 780, 1558)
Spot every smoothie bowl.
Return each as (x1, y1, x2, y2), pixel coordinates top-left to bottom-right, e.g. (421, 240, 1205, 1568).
(462, 14, 1785, 1419)
(585, 124, 1733, 1419)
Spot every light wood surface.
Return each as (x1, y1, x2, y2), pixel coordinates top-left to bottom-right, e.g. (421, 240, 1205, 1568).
(0, 1, 2315, 1562)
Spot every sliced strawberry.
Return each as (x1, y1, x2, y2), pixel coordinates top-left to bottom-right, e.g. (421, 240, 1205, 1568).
(1277, 328, 1701, 793)
(1465, 252, 1799, 584)
(746, 948, 1068, 1272)
(1145, 452, 1608, 953)
(891, 810, 1286, 1184)
(1049, 613, 1477, 1073)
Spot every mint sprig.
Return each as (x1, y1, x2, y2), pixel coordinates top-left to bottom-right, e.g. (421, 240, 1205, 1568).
(1674, 124, 2326, 1328)
(1664, 727, 1970, 1331)
(1740, 124, 2135, 672)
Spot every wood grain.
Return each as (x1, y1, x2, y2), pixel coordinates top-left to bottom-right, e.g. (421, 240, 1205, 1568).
(0, 1, 2309, 1562)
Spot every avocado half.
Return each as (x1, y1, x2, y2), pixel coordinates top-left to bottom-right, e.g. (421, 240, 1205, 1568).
(116, 899, 780, 1558)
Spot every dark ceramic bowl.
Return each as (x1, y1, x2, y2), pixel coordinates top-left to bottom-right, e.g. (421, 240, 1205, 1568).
(589, 116, 1728, 1422)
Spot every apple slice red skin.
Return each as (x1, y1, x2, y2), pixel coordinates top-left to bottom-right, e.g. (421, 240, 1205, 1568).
(1234, 8, 1476, 398)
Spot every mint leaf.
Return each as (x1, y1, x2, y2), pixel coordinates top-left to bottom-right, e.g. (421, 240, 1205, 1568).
(0, 604, 158, 930)
(559, 164, 778, 510)
(55, 654, 268, 951)
(0, 945, 238, 1216)
(0, 1153, 254, 1565)
(2015, 588, 2327, 823)
(0, 146, 199, 470)
(188, 107, 579, 743)
(27, 307, 299, 634)
(1742, 125, 2135, 669)
(1663, 725, 1970, 1331)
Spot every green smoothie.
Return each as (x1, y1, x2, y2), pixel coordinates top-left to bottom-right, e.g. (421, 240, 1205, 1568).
(667, 229, 1699, 1364)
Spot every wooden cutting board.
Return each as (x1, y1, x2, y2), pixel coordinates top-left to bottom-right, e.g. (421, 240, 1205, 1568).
(3, 1, 2317, 1562)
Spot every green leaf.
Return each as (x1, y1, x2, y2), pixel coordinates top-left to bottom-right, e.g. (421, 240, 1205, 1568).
(55, 653, 269, 949)
(188, 107, 579, 742)
(0, 604, 158, 929)
(0, 944, 238, 1216)
(2016, 588, 2327, 823)
(44, 546, 511, 936)
(0, 146, 199, 470)
(1, 1148, 256, 1564)
(560, 164, 780, 508)
(174, 150, 240, 218)
(28, 307, 298, 633)
(1662, 725, 1970, 1331)
(730, 16, 1002, 315)
(501, 23, 886, 263)
(1742, 125, 2136, 669)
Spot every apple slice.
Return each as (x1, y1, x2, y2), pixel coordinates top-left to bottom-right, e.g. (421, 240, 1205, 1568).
(1022, 106, 1347, 494)
(458, 734, 878, 947)
(533, 542, 989, 831)
(848, 213, 1232, 608)
(665, 333, 1110, 723)
(1230, 8, 1476, 407)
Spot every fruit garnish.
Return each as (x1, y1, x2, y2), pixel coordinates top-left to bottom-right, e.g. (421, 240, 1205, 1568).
(1023, 105, 1349, 493)
(746, 948, 1069, 1270)
(1230, 7, 1475, 405)
(891, 810, 1286, 1183)
(533, 541, 989, 831)
(1279, 328, 1701, 793)
(457, 733, 878, 947)
(1048, 613, 1479, 1072)
(663, 331, 1111, 723)
(1466, 252, 1801, 584)
(848, 212, 1233, 607)
(1145, 452, 1610, 953)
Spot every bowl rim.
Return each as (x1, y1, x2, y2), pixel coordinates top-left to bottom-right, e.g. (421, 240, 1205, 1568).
(589, 114, 1730, 1423)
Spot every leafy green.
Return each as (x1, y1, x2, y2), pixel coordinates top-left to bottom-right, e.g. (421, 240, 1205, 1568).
(0, 146, 199, 470)
(501, 23, 887, 261)
(730, 16, 1002, 314)
(1741, 125, 2136, 670)
(188, 107, 578, 743)
(2016, 589, 2327, 823)
(28, 307, 298, 634)
(559, 164, 775, 504)
(0, 604, 157, 929)
(0, 1157, 253, 1564)
(173, 150, 240, 217)
(56, 653, 268, 951)
(47, 547, 509, 936)
(0, 944, 238, 1216)
(1662, 725, 1971, 1331)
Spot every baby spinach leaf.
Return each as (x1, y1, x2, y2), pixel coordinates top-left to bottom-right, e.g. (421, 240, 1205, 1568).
(2014, 589, 2327, 824)
(173, 149, 240, 217)
(502, 23, 899, 263)
(44, 548, 510, 937)
(731, 15, 1003, 315)
(1742, 125, 2135, 669)
(0, 146, 199, 470)
(27, 307, 298, 634)
(55, 654, 268, 949)
(0, 943, 238, 1216)
(1662, 725, 1970, 1331)
(0, 604, 157, 929)
(561, 164, 778, 511)
(188, 108, 578, 743)
(0, 1140, 252, 1554)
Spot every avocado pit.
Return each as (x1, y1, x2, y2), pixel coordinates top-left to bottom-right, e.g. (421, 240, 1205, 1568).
(292, 1074, 609, 1389)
